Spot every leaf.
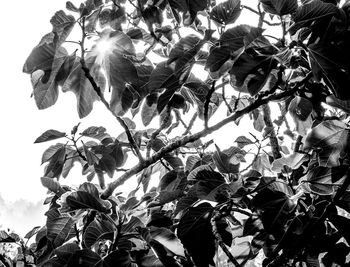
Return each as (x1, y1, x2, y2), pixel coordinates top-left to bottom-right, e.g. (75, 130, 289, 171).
(177, 203, 215, 267)
(230, 51, 278, 95)
(235, 135, 254, 148)
(24, 226, 41, 239)
(32, 49, 70, 110)
(271, 152, 309, 172)
(288, 96, 313, 135)
(95, 250, 132, 267)
(210, 0, 241, 25)
(304, 120, 349, 167)
(83, 217, 115, 248)
(212, 145, 242, 173)
(46, 210, 74, 248)
(168, 35, 203, 73)
(54, 242, 80, 264)
(66, 249, 101, 267)
(83, 144, 101, 165)
(308, 43, 350, 100)
(0, 231, 19, 243)
(50, 10, 76, 46)
(23, 33, 57, 74)
(64, 189, 112, 213)
(141, 94, 158, 126)
(307, 165, 348, 195)
(41, 176, 64, 195)
(252, 188, 295, 238)
(329, 214, 350, 244)
(206, 25, 264, 73)
(44, 146, 67, 178)
(62, 56, 105, 118)
(260, 0, 297, 16)
(149, 227, 185, 257)
(35, 129, 66, 143)
(326, 95, 350, 114)
(289, 0, 338, 34)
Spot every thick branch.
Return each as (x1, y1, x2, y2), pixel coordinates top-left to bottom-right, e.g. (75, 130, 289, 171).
(101, 85, 304, 199)
(79, 17, 144, 163)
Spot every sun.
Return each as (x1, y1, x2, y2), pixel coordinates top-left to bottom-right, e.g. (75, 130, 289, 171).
(95, 38, 113, 55)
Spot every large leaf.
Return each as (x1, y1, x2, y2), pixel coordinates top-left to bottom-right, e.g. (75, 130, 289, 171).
(304, 120, 349, 167)
(44, 146, 67, 178)
(50, 10, 76, 46)
(326, 95, 350, 114)
(149, 227, 185, 257)
(168, 35, 203, 74)
(206, 25, 264, 73)
(62, 56, 105, 118)
(210, 0, 241, 25)
(35, 129, 66, 143)
(23, 33, 57, 74)
(230, 51, 278, 95)
(32, 49, 69, 110)
(95, 250, 132, 267)
(83, 217, 115, 248)
(271, 152, 308, 173)
(260, 0, 297, 16)
(63, 185, 112, 213)
(41, 176, 65, 196)
(308, 43, 350, 100)
(306, 165, 348, 195)
(252, 188, 295, 238)
(46, 210, 74, 248)
(289, 0, 338, 34)
(212, 145, 244, 173)
(66, 249, 101, 267)
(177, 203, 215, 267)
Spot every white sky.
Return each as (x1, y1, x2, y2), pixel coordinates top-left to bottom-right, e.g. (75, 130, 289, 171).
(0, 0, 283, 235)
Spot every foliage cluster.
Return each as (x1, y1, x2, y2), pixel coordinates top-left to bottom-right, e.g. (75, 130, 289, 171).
(2, 0, 350, 266)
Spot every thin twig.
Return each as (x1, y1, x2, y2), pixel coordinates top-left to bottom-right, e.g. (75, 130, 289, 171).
(204, 81, 216, 129)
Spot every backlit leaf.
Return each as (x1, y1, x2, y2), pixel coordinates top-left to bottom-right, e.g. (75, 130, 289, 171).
(304, 120, 349, 167)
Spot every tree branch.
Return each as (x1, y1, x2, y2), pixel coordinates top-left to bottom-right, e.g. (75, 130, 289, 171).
(204, 81, 216, 129)
(78, 17, 144, 163)
(101, 83, 306, 199)
(263, 104, 281, 160)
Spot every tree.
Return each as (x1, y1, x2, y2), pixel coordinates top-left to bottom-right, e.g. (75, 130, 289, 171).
(11, 0, 350, 266)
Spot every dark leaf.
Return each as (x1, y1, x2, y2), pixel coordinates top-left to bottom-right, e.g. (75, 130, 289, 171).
(63, 188, 111, 213)
(260, 0, 298, 16)
(177, 203, 215, 267)
(46, 210, 74, 248)
(210, 0, 241, 25)
(306, 165, 348, 195)
(35, 129, 66, 143)
(149, 227, 185, 257)
(83, 217, 115, 248)
(289, 0, 338, 34)
(304, 120, 349, 167)
(326, 95, 350, 114)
